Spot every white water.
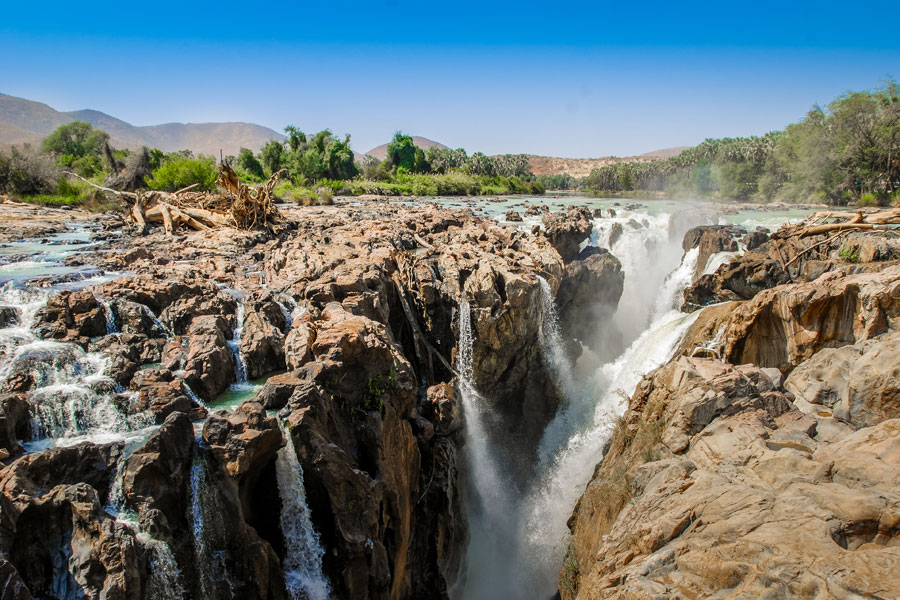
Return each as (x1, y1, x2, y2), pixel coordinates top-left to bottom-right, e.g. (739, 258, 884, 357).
(190, 452, 233, 599)
(96, 296, 119, 335)
(224, 289, 249, 388)
(142, 535, 186, 600)
(454, 300, 520, 600)
(275, 421, 330, 600)
(457, 206, 707, 599)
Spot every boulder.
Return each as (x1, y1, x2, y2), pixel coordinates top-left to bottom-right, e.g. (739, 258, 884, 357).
(183, 315, 236, 402)
(0, 307, 19, 329)
(129, 368, 194, 423)
(122, 411, 194, 540)
(32, 290, 105, 346)
(681, 225, 739, 279)
(202, 401, 283, 480)
(239, 291, 287, 380)
(505, 210, 523, 222)
(542, 207, 593, 263)
(0, 394, 29, 458)
(555, 247, 624, 347)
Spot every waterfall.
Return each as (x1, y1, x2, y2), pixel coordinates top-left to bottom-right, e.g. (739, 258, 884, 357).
(535, 277, 589, 467)
(517, 262, 702, 596)
(650, 246, 700, 322)
(143, 536, 186, 600)
(454, 300, 519, 600)
(275, 421, 330, 600)
(189, 451, 233, 599)
(96, 296, 119, 335)
(225, 291, 248, 386)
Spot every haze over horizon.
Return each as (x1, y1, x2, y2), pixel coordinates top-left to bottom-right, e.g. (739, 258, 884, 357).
(2, 0, 898, 157)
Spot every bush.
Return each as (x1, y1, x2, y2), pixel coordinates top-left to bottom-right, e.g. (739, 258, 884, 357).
(41, 121, 110, 177)
(145, 155, 218, 191)
(0, 145, 59, 196)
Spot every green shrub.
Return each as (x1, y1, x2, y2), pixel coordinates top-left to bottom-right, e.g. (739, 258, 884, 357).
(145, 155, 218, 191)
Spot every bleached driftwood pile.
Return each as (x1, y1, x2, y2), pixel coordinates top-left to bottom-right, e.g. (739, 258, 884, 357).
(68, 165, 286, 234)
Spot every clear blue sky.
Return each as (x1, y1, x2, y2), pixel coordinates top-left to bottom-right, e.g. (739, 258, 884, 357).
(2, 0, 898, 156)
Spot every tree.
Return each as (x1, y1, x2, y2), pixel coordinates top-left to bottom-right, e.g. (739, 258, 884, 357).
(238, 147, 264, 180)
(41, 121, 110, 177)
(260, 140, 285, 173)
(386, 133, 418, 172)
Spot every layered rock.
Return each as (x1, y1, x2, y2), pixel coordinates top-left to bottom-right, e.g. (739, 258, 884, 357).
(683, 230, 900, 310)
(563, 356, 900, 599)
(723, 266, 900, 372)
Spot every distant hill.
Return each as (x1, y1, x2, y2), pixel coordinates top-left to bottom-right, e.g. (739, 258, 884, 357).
(364, 136, 449, 161)
(0, 93, 285, 156)
(527, 146, 690, 178)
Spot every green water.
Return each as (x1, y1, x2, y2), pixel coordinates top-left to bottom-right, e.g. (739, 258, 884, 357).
(209, 372, 283, 412)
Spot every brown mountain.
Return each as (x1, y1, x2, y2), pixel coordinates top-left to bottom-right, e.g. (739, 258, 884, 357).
(0, 93, 285, 156)
(364, 136, 450, 161)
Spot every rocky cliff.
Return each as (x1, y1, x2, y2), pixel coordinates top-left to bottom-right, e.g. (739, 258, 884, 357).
(563, 226, 900, 599)
(0, 201, 624, 599)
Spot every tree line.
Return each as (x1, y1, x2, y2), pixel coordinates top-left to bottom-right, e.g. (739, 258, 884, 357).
(583, 80, 900, 205)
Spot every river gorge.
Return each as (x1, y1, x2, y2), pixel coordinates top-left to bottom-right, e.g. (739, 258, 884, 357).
(0, 195, 898, 600)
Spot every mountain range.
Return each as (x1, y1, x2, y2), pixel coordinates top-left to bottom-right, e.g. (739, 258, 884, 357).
(0, 92, 687, 175)
(0, 93, 285, 156)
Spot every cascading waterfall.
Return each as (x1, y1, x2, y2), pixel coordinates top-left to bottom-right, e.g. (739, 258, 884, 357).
(275, 421, 330, 600)
(454, 299, 519, 600)
(457, 207, 708, 598)
(189, 451, 233, 599)
(224, 290, 249, 386)
(141, 535, 186, 600)
(535, 276, 591, 467)
(96, 296, 119, 335)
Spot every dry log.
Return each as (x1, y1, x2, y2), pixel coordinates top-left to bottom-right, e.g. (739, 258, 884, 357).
(799, 223, 879, 237)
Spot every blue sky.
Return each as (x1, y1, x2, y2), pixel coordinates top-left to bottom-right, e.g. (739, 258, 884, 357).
(2, 0, 898, 156)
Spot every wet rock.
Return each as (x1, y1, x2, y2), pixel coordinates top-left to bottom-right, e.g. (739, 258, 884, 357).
(0, 559, 29, 600)
(32, 289, 105, 346)
(239, 291, 287, 380)
(129, 368, 194, 423)
(742, 229, 769, 250)
(785, 331, 900, 428)
(505, 210, 523, 222)
(255, 371, 304, 410)
(421, 382, 463, 437)
(109, 299, 168, 337)
(564, 356, 900, 600)
(542, 207, 593, 263)
(0, 306, 19, 329)
(524, 205, 542, 218)
(681, 225, 739, 279)
(123, 411, 194, 540)
(0, 393, 29, 458)
(203, 401, 283, 480)
(608, 221, 624, 246)
(96, 276, 237, 335)
(183, 315, 236, 402)
(556, 247, 624, 348)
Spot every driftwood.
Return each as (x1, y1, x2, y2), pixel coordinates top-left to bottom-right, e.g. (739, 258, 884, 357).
(788, 208, 900, 238)
(65, 165, 286, 235)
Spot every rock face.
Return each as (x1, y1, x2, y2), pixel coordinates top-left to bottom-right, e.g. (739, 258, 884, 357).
(556, 247, 624, 347)
(0, 442, 147, 599)
(542, 207, 593, 263)
(238, 291, 287, 379)
(723, 266, 900, 372)
(785, 331, 900, 428)
(563, 356, 900, 599)
(683, 230, 900, 311)
(681, 225, 739, 279)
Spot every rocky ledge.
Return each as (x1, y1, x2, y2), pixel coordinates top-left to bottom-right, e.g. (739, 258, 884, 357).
(0, 200, 624, 599)
(563, 225, 900, 599)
